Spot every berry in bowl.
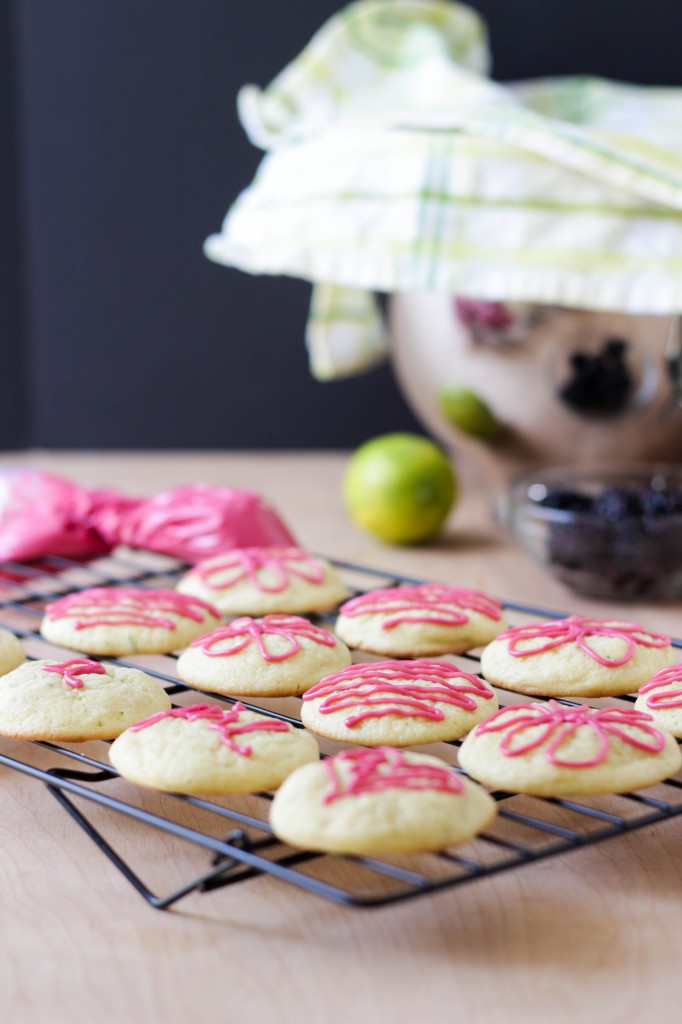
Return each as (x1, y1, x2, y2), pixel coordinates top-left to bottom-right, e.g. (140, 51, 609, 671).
(503, 464, 682, 600)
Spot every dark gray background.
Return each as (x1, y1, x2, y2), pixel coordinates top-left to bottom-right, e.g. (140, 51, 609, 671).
(3, 0, 681, 449)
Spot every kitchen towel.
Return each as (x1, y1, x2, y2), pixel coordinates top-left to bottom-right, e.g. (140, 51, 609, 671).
(205, 0, 682, 379)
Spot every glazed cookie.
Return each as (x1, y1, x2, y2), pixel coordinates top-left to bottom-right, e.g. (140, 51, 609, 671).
(40, 587, 222, 656)
(458, 700, 682, 796)
(334, 584, 506, 657)
(0, 658, 172, 741)
(635, 664, 682, 737)
(270, 746, 497, 854)
(176, 615, 352, 697)
(176, 546, 348, 616)
(480, 615, 676, 698)
(109, 701, 319, 794)
(301, 659, 497, 746)
(0, 628, 25, 675)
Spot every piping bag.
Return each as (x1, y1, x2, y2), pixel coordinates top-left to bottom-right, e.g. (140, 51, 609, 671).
(0, 469, 296, 563)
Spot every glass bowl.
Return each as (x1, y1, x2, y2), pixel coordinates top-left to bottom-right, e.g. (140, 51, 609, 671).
(503, 463, 682, 600)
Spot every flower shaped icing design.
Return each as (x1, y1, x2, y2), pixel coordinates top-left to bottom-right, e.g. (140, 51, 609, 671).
(474, 701, 665, 768)
(339, 584, 503, 629)
(639, 664, 682, 709)
(498, 615, 670, 666)
(322, 747, 463, 803)
(303, 660, 493, 727)
(193, 547, 326, 593)
(190, 615, 336, 663)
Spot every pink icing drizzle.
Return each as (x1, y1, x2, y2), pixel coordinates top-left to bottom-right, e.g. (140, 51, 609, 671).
(338, 584, 502, 630)
(303, 660, 493, 728)
(191, 547, 325, 593)
(474, 700, 665, 768)
(129, 701, 289, 755)
(45, 587, 219, 630)
(322, 747, 463, 803)
(498, 615, 670, 666)
(42, 658, 107, 689)
(190, 614, 336, 663)
(639, 664, 682, 709)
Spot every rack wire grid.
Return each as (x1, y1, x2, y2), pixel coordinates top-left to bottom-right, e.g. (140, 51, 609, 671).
(0, 547, 681, 912)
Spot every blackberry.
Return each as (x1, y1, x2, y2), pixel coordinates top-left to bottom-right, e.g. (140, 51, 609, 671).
(539, 490, 593, 513)
(637, 485, 682, 518)
(558, 337, 633, 415)
(592, 487, 641, 521)
(534, 481, 682, 598)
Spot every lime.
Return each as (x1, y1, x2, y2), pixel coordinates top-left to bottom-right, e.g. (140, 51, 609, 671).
(438, 385, 499, 440)
(343, 432, 457, 544)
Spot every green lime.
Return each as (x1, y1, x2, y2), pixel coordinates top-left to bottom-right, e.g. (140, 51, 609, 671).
(343, 432, 457, 544)
(438, 385, 499, 440)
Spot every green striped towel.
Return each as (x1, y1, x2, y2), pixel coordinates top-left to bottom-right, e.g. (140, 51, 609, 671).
(204, 0, 682, 380)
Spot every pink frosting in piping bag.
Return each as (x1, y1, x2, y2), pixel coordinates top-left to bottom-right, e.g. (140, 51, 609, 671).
(0, 469, 295, 563)
(108, 486, 296, 562)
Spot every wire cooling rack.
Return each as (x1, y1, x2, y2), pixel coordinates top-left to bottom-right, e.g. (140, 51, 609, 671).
(0, 548, 681, 912)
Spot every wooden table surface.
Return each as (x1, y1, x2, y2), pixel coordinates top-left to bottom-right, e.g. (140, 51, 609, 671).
(2, 450, 682, 1024)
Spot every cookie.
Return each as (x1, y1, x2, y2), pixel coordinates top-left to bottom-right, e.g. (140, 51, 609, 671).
(0, 658, 172, 741)
(301, 659, 497, 745)
(270, 746, 497, 854)
(109, 701, 319, 794)
(176, 614, 352, 697)
(458, 700, 682, 796)
(176, 546, 348, 616)
(0, 628, 25, 675)
(40, 587, 222, 655)
(635, 664, 682, 737)
(334, 584, 506, 657)
(480, 615, 676, 698)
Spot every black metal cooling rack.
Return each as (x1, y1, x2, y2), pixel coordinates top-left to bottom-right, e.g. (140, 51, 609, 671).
(0, 548, 681, 912)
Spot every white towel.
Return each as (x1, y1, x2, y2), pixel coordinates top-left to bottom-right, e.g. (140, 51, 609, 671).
(204, 0, 682, 378)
